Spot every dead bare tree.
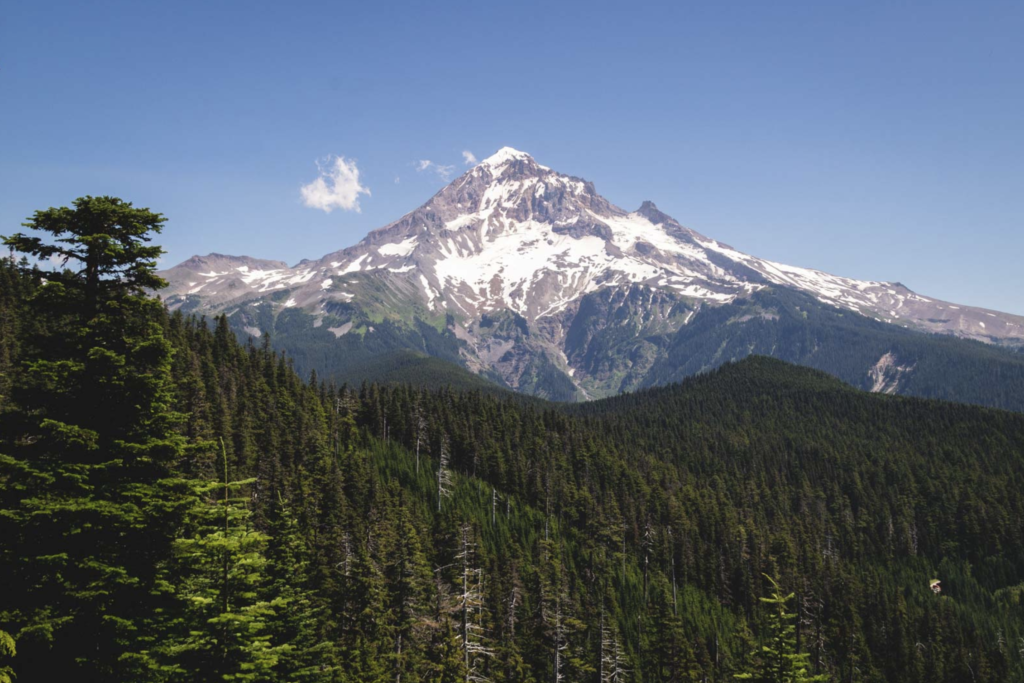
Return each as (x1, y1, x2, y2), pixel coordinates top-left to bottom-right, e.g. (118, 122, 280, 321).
(599, 608, 630, 683)
(455, 524, 492, 682)
(414, 400, 427, 474)
(437, 435, 454, 512)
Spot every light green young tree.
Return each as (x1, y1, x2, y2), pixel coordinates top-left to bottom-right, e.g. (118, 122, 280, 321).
(0, 630, 15, 683)
(132, 440, 283, 682)
(736, 575, 828, 683)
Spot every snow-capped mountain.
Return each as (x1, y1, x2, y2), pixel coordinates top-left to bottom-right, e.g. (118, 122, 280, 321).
(161, 147, 1024, 401)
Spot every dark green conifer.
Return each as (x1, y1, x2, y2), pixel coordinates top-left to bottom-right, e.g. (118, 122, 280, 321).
(0, 197, 188, 680)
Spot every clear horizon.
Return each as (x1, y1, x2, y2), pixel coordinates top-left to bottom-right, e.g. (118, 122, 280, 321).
(2, 0, 1022, 315)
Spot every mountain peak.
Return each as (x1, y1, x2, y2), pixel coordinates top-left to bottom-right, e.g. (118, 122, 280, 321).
(172, 253, 289, 272)
(480, 146, 533, 166)
(159, 152, 1024, 354)
(636, 200, 674, 226)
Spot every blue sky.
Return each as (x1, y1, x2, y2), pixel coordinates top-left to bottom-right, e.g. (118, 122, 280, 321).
(2, 0, 1022, 314)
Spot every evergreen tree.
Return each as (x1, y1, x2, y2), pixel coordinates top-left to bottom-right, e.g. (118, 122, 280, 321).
(262, 494, 342, 681)
(0, 631, 14, 683)
(135, 441, 282, 682)
(736, 575, 828, 683)
(385, 492, 433, 682)
(2, 196, 1024, 683)
(0, 197, 189, 680)
(5, 195, 166, 314)
(429, 618, 469, 683)
(651, 581, 700, 682)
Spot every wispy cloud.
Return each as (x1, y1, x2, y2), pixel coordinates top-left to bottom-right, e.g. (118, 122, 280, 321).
(300, 155, 370, 213)
(415, 159, 456, 181)
(462, 150, 478, 166)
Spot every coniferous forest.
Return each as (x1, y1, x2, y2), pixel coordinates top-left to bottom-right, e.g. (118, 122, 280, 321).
(3, 198, 1024, 683)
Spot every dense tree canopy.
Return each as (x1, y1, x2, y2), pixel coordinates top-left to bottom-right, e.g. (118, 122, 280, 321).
(2, 198, 1024, 681)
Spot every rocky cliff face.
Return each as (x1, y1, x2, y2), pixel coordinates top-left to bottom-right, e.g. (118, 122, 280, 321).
(159, 147, 1024, 400)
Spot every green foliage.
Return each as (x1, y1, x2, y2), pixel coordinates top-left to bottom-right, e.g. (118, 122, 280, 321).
(131, 442, 284, 681)
(328, 349, 512, 396)
(5, 195, 167, 313)
(0, 199, 189, 680)
(2, 199, 1024, 682)
(219, 282, 1024, 410)
(736, 575, 827, 683)
(0, 630, 15, 683)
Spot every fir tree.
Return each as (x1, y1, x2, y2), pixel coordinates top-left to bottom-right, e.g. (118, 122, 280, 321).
(262, 494, 342, 681)
(0, 631, 15, 683)
(736, 575, 828, 683)
(135, 440, 282, 682)
(0, 197, 189, 680)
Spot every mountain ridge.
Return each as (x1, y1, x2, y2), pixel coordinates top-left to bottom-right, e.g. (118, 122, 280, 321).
(159, 147, 1024, 404)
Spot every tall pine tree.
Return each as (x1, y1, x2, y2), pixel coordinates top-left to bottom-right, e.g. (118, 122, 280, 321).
(0, 197, 191, 679)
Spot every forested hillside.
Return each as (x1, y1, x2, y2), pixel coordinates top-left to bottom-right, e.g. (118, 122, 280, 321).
(208, 281, 1024, 411)
(638, 287, 1024, 412)
(2, 198, 1024, 682)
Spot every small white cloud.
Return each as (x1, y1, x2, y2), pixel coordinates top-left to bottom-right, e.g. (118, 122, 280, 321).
(394, 176, 401, 184)
(462, 150, 478, 166)
(300, 155, 370, 213)
(415, 159, 456, 181)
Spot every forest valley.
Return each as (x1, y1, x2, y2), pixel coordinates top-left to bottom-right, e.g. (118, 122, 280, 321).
(2, 197, 1024, 682)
